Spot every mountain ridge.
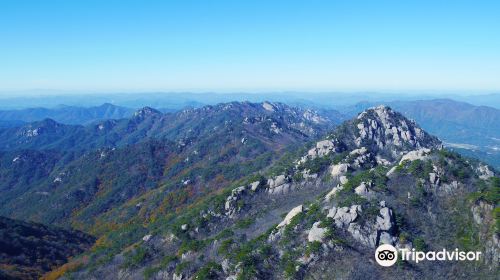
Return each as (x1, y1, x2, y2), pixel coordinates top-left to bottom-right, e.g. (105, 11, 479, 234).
(50, 105, 498, 280)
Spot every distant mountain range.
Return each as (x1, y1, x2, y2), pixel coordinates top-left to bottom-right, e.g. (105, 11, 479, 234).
(0, 102, 341, 229)
(0, 103, 134, 125)
(0, 98, 498, 170)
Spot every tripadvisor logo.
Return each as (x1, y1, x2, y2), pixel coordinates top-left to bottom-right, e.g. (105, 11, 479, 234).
(375, 244, 398, 267)
(374, 244, 482, 267)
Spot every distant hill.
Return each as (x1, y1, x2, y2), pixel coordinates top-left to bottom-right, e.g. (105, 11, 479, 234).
(0, 103, 134, 125)
(0, 216, 95, 280)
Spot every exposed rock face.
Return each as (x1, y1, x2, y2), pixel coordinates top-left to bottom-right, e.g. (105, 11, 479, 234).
(347, 206, 396, 248)
(355, 106, 440, 151)
(330, 163, 349, 178)
(472, 201, 493, 225)
(133, 106, 161, 119)
(278, 205, 303, 228)
(262, 102, 276, 112)
(325, 184, 344, 201)
(302, 169, 319, 180)
(299, 139, 336, 164)
(308, 222, 327, 242)
(302, 109, 327, 124)
(267, 175, 292, 195)
(250, 181, 260, 191)
(327, 205, 361, 228)
(376, 207, 393, 231)
(325, 203, 396, 248)
(348, 147, 376, 168)
(268, 175, 287, 188)
(339, 176, 348, 185)
(313, 140, 336, 156)
(225, 186, 247, 217)
(429, 172, 440, 186)
(223, 181, 263, 217)
(400, 148, 431, 163)
(477, 164, 494, 180)
(354, 182, 373, 198)
(471, 201, 499, 267)
(142, 234, 153, 242)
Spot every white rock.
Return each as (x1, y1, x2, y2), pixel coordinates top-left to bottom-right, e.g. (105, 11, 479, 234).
(268, 175, 287, 188)
(379, 232, 396, 245)
(429, 172, 440, 186)
(386, 166, 397, 177)
(262, 102, 275, 111)
(376, 156, 391, 166)
(329, 205, 361, 228)
(350, 147, 367, 156)
(142, 234, 153, 242)
(325, 184, 343, 201)
(308, 221, 327, 242)
(330, 163, 349, 178)
(376, 207, 393, 231)
(181, 224, 188, 231)
(354, 182, 371, 198)
(339, 176, 349, 185)
(250, 181, 260, 191)
(399, 148, 431, 164)
(347, 222, 377, 248)
(278, 205, 303, 228)
(477, 164, 494, 180)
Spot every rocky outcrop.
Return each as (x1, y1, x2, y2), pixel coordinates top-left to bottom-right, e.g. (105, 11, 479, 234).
(308, 222, 327, 242)
(399, 148, 431, 163)
(262, 102, 276, 112)
(330, 163, 349, 178)
(278, 205, 303, 228)
(355, 106, 440, 151)
(324, 184, 344, 201)
(354, 182, 373, 198)
(325, 202, 396, 248)
(267, 175, 292, 195)
(327, 205, 361, 228)
(477, 164, 494, 180)
(429, 172, 440, 186)
(224, 181, 261, 217)
(269, 205, 304, 242)
(349, 147, 374, 168)
(299, 139, 336, 164)
(225, 186, 247, 217)
(250, 181, 261, 191)
(471, 201, 499, 268)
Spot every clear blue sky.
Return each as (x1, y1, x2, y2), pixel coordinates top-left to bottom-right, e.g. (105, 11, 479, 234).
(1, 0, 499, 92)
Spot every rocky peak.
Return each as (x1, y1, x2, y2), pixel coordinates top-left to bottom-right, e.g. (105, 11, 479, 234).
(18, 118, 62, 137)
(354, 105, 441, 151)
(262, 101, 277, 112)
(133, 106, 161, 119)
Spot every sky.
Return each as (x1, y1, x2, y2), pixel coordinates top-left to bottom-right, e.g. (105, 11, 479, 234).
(1, 0, 500, 93)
